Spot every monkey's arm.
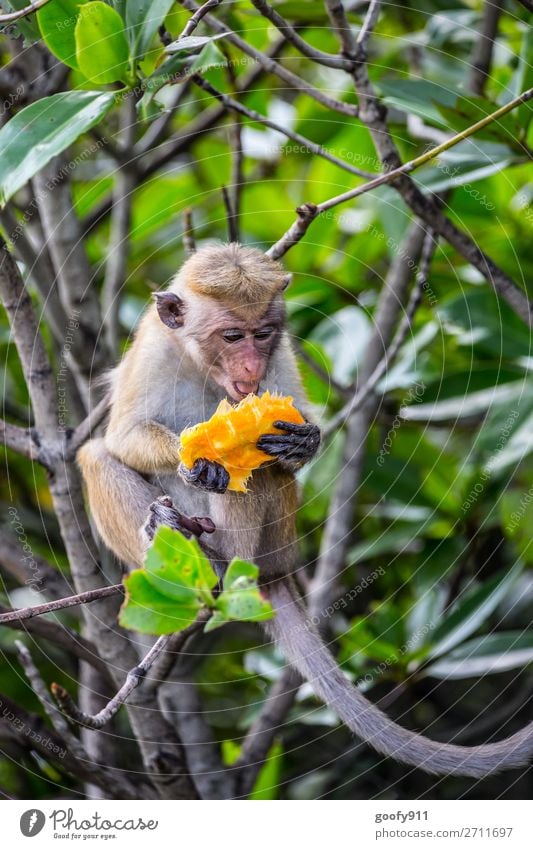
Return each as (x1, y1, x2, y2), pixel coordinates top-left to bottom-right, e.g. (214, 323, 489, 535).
(105, 419, 182, 474)
(257, 420, 321, 470)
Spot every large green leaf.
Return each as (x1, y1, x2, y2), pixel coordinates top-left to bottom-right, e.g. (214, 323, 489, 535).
(144, 525, 217, 606)
(120, 569, 201, 634)
(425, 631, 533, 679)
(37, 0, 86, 69)
(0, 91, 115, 207)
(75, 1, 131, 85)
(125, 0, 175, 61)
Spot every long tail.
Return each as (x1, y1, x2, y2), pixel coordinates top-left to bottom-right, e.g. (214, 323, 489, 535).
(265, 578, 533, 777)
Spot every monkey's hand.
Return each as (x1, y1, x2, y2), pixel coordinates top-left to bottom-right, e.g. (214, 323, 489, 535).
(179, 458, 230, 494)
(144, 496, 215, 542)
(257, 420, 321, 469)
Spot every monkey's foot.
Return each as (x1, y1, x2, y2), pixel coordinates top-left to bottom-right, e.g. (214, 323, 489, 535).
(144, 496, 215, 542)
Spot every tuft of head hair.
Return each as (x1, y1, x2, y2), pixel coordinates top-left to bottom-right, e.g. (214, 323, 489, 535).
(173, 243, 289, 315)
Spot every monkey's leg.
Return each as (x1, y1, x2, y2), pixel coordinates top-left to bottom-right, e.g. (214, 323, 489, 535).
(77, 439, 213, 568)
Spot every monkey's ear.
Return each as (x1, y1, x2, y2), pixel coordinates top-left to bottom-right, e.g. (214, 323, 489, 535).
(282, 273, 292, 290)
(154, 292, 184, 329)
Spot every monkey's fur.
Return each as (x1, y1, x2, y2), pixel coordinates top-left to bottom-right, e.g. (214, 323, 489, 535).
(78, 243, 533, 779)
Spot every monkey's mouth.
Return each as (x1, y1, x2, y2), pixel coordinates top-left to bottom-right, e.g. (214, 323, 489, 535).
(232, 381, 259, 399)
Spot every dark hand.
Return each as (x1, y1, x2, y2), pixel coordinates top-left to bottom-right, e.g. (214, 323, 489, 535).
(179, 458, 230, 494)
(257, 420, 321, 469)
(144, 496, 215, 542)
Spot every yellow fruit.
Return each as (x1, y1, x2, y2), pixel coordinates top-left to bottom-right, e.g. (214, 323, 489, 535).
(178, 390, 305, 492)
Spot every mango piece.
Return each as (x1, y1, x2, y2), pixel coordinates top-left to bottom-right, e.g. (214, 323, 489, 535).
(178, 390, 305, 492)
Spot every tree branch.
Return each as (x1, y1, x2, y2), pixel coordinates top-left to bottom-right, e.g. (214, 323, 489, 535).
(0, 0, 51, 23)
(251, 0, 354, 69)
(51, 635, 171, 730)
(0, 584, 124, 625)
(468, 0, 504, 96)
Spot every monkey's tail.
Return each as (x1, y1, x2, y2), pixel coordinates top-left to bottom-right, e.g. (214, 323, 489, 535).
(265, 578, 533, 777)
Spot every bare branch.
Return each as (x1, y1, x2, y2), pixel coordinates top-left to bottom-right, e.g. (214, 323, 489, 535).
(0, 584, 124, 625)
(469, 0, 504, 96)
(66, 394, 111, 459)
(0, 237, 57, 437)
(251, 0, 353, 69)
(192, 74, 371, 178)
(0, 419, 39, 460)
(52, 635, 171, 729)
(102, 94, 137, 360)
(179, 0, 359, 118)
(325, 0, 358, 59)
(0, 0, 51, 23)
(183, 208, 196, 255)
(180, 0, 222, 38)
(221, 186, 239, 243)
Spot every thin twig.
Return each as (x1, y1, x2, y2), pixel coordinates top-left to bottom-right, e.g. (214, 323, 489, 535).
(323, 228, 437, 439)
(0, 0, 51, 23)
(67, 394, 111, 459)
(355, 0, 381, 50)
(52, 635, 172, 729)
(183, 208, 196, 255)
(251, 0, 353, 70)
(0, 419, 39, 460)
(295, 341, 350, 398)
(146, 611, 212, 693)
(221, 186, 238, 243)
(192, 75, 371, 179)
(325, 0, 358, 58)
(180, 0, 222, 38)
(0, 585, 124, 625)
(468, 0, 504, 96)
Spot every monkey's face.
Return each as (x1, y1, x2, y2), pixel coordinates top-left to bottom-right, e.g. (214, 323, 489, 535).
(155, 290, 284, 403)
(195, 301, 283, 402)
(211, 324, 279, 401)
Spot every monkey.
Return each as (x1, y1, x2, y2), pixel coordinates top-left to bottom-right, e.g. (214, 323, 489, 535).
(78, 243, 533, 779)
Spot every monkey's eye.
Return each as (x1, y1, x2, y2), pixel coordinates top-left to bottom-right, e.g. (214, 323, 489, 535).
(254, 327, 275, 341)
(222, 330, 245, 344)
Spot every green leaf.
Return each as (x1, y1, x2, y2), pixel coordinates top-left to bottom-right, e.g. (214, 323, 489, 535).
(0, 91, 115, 207)
(119, 527, 218, 635)
(125, 0, 175, 62)
(425, 631, 533, 679)
(37, 0, 86, 69)
(119, 569, 201, 634)
(378, 78, 459, 127)
(139, 40, 227, 116)
(206, 558, 274, 631)
(249, 740, 283, 800)
(165, 34, 226, 55)
(75, 1, 131, 85)
(427, 562, 524, 661)
(144, 525, 217, 606)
